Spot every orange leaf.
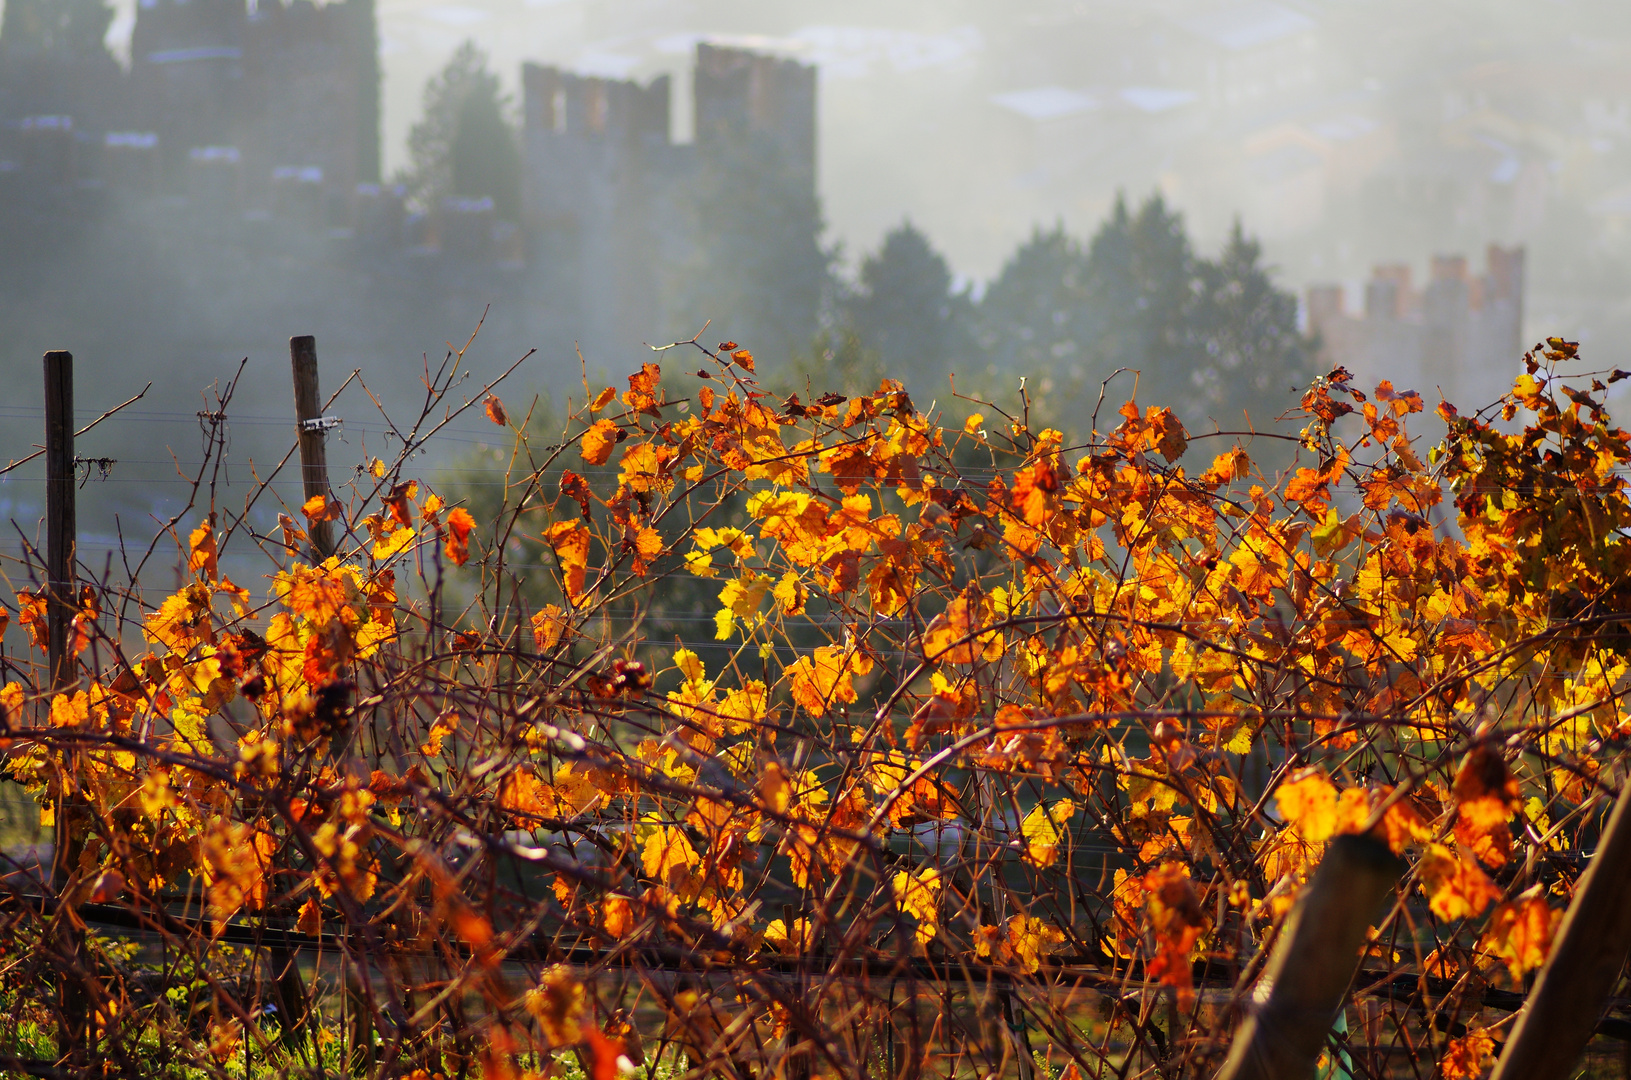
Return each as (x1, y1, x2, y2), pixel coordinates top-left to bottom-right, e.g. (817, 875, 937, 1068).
(484, 393, 509, 426)
(731, 349, 755, 372)
(188, 520, 219, 582)
(302, 494, 340, 523)
(581, 1028, 629, 1080)
(581, 419, 621, 465)
(1481, 896, 1559, 984)
(1441, 1029, 1495, 1080)
(590, 385, 617, 412)
(1419, 843, 1501, 921)
(444, 507, 475, 566)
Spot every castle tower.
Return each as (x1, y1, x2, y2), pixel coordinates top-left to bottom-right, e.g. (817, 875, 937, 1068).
(521, 63, 676, 351)
(693, 44, 816, 190)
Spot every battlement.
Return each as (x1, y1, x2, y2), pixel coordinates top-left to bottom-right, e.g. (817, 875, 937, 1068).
(694, 44, 816, 179)
(1309, 245, 1525, 408)
(521, 65, 669, 145)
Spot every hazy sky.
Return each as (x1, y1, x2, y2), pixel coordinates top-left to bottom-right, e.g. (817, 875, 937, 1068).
(84, 0, 1631, 312)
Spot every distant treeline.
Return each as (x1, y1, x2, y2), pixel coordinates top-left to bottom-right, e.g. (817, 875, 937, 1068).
(825, 195, 1313, 432)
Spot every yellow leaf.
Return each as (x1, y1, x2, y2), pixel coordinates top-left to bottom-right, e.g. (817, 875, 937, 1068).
(589, 386, 617, 412)
(891, 868, 941, 945)
(715, 573, 772, 640)
(371, 524, 415, 561)
(673, 647, 705, 683)
(1020, 800, 1075, 867)
(524, 966, 587, 1046)
(773, 572, 807, 616)
(1003, 914, 1066, 973)
(1276, 768, 1339, 843)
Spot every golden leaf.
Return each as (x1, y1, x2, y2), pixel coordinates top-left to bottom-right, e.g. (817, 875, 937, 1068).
(581, 418, 621, 465)
(891, 868, 941, 945)
(1276, 768, 1339, 844)
(1020, 800, 1075, 868)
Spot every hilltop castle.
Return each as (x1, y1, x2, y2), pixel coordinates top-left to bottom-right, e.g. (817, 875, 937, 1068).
(0, 1, 818, 362)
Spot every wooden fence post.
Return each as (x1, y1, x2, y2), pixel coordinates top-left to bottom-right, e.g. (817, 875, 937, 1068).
(290, 335, 335, 559)
(1213, 834, 1404, 1080)
(44, 351, 75, 696)
(1489, 780, 1631, 1080)
(44, 350, 89, 1071)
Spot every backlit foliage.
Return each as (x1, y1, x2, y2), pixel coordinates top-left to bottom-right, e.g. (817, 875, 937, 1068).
(0, 335, 1626, 1076)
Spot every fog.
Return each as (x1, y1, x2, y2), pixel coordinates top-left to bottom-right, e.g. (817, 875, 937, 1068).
(2, 0, 1630, 544)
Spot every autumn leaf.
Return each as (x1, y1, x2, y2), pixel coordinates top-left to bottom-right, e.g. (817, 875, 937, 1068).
(1480, 896, 1559, 984)
(544, 519, 591, 600)
(484, 393, 509, 425)
(525, 966, 586, 1046)
(1142, 863, 1206, 1005)
(1020, 800, 1075, 868)
(1441, 1029, 1495, 1080)
(892, 868, 941, 945)
(589, 385, 617, 412)
(302, 493, 341, 524)
(444, 506, 475, 566)
(1419, 843, 1501, 921)
(532, 604, 570, 650)
(372, 523, 415, 561)
(788, 645, 868, 717)
(1000, 914, 1066, 974)
(1276, 768, 1339, 843)
(581, 419, 621, 465)
(188, 519, 219, 581)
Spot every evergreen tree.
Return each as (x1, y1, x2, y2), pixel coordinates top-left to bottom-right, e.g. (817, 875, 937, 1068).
(404, 41, 521, 220)
(684, 131, 831, 366)
(1189, 221, 1313, 429)
(973, 224, 1090, 380)
(842, 221, 975, 387)
(972, 194, 1311, 435)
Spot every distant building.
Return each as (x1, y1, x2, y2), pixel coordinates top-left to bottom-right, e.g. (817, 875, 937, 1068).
(1307, 246, 1525, 409)
(521, 43, 817, 352)
(123, 0, 378, 205)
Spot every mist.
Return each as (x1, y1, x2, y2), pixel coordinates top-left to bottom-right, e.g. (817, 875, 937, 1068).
(2, 0, 1629, 544)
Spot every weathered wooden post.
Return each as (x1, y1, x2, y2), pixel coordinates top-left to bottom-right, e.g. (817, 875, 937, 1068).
(1489, 780, 1631, 1080)
(44, 349, 89, 1070)
(1214, 835, 1403, 1080)
(290, 335, 336, 558)
(44, 350, 75, 696)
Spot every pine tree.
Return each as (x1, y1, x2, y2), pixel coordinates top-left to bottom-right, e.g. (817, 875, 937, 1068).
(1189, 220, 1313, 430)
(974, 224, 1090, 379)
(1080, 192, 1208, 410)
(404, 41, 521, 220)
(843, 221, 975, 387)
